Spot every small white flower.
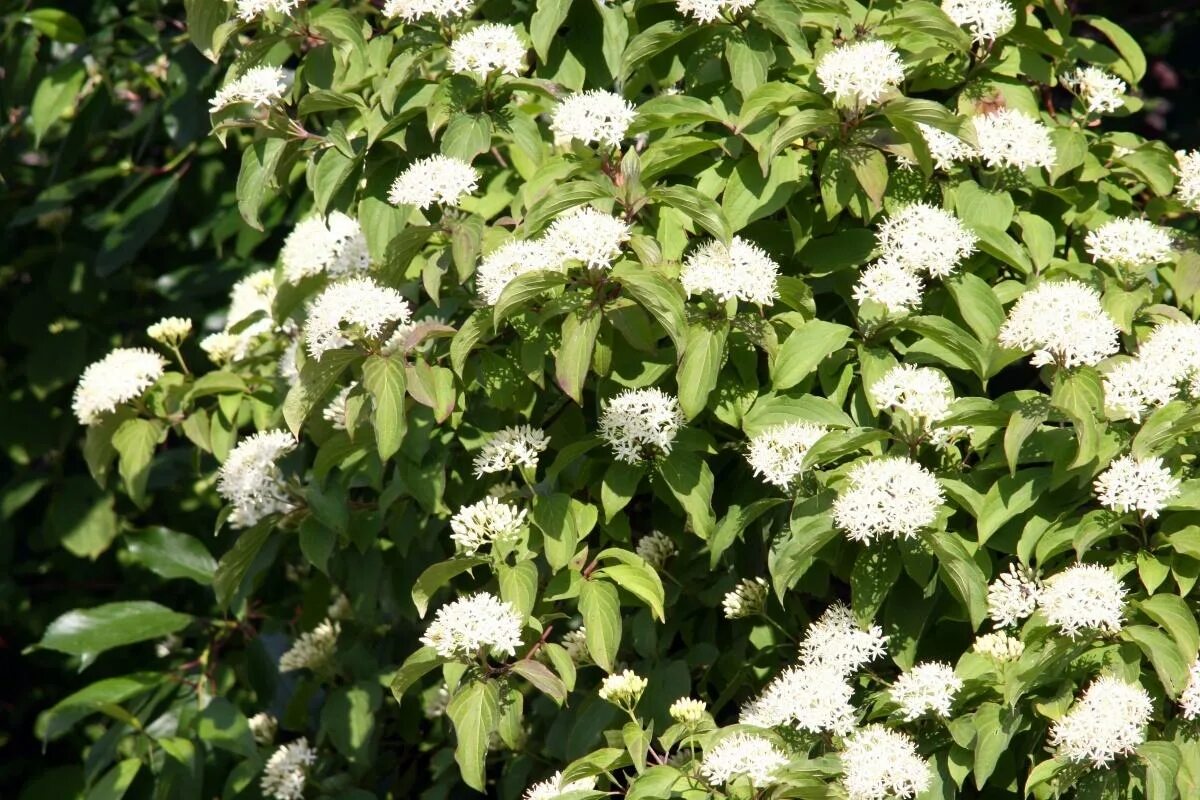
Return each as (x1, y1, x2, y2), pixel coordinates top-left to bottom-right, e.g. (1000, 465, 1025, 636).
(599, 669, 648, 707)
(670, 697, 708, 725)
(420, 592, 525, 659)
(798, 602, 887, 676)
(840, 725, 931, 800)
(217, 430, 297, 529)
(388, 155, 479, 210)
(875, 202, 977, 278)
(249, 712, 277, 745)
(261, 738, 317, 800)
(853, 259, 924, 313)
(598, 388, 684, 463)
(473, 426, 550, 476)
(450, 23, 526, 80)
(279, 618, 340, 672)
(973, 631, 1025, 661)
(321, 384, 358, 431)
(816, 40, 906, 107)
(635, 530, 677, 570)
(327, 592, 352, 620)
(723, 577, 769, 619)
(1050, 676, 1152, 767)
(1084, 217, 1173, 270)
(475, 239, 562, 305)
(680, 236, 780, 305)
(832, 458, 944, 544)
(562, 627, 590, 663)
(281, 212, 371, 283)
(1065, 66, 1127, 114)
(382, 314, 447, 356)
(147, 316, 192, 345)
(522, 772, 596, 800)
(1102, 322, 1200, 421)
(1040, 563, 1126, 638)
(741, 662, 857, 735)
(1094, 455, 1181, 519)
(1174, 149, 1200, 212)
(304, 277, 412, 360)
(279, 340, 301, 386)
(1180, 659, 1200, 720)
(890, 662, 962, 720)
(871, 365, 956, 424)
(235, 0, 303, 20)
(987, 563, 1041, 628)
(971, 108, 1057, 171)
(543, 206, 631, 270)
(211, 66, 288, 111)
(200, 332, 243, 365)
(72, 347, 166, 425)
(942, 0, 1016, 44)
(449, 496, 528, 555)
(700, 733, 788, 787)
(915, 122, 978, 170)
(227, 269, 278, 343)
(746, 421, 827, 489)
(997, 279, 1119, 368)
(550, 90, 637, 148)
(675, 0, 755, 23)
(382, 0, 472, 20)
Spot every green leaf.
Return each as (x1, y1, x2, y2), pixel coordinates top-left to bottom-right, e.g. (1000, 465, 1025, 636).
(768, 513, 837, 598)
(23, 8, 86, 43)
(499, 560, 539, 618)
(650, 185, 732, 242)
(406, 362, 456, 422)
(446, 680, 501, 792)
(451, 309, 493, 376)
(656, 449, 716, 540)
(1082, 15, 1147, 82)
(311, 147, 360, 214)
(602, 461, 645, 521)
(596, 562, 665, 621)
(323, 683, 379, 762)
(111, 418, 161, 506)
(494, 270, 569, 327)
(38, 673, 162, 742)
(523, 181, 611, 235)
(442, 113, 492, 162)
(38, 601, 191, 658)
(759, 109, 838, 174)
(622, 720, 654, 774)
(970, 224, 1034, 275)
(977, 470, 1046, 545)
(236, 138, 287, 231)
(850, 547, 901, 625)
(1123, 625, 1190, 697)
(709, 498, 786, 568)
(925, 531, 988, 630)
(532, 494, 597, 572)
(973, 703, 1019, 789)
(197, 698, 256, 758)
(212, 525, 273, 610)
(412, 557, 488, 618)
(612, 264, 688, 353)
(620, 20, 700, 82)
(557, 308, 602, 404)
(530, 0, 571, 61)
(511, 660, 568, 705)
(125, 527, 217, 584)
(1139, 741, 1181, 800)
(896, 316, 985, 377)
(85, 759, 141, 800)
(283, 348, 359, 435)
(1139, 594, 1200, 665)
(677, 323, 727, 420)
(1004, 399, 1049, 474)
(580, 579, 622, 671)
(362, 353, 408, 460)
(31, 59, 86, 146)
(390, 646, 444, 706)
(771, 320, 853, 391)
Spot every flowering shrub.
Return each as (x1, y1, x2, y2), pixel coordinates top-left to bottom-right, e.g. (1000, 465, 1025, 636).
(24, 0, 1200, 798)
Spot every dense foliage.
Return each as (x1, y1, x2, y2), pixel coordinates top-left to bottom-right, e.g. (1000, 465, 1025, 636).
(12, 0, 1200, 799)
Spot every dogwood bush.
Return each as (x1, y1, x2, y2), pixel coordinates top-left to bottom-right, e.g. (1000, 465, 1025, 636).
(34, 0, 1200, 798)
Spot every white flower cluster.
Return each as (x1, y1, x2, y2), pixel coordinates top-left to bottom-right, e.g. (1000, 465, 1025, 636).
(970, 108, 1057, 171)
(973, 631, 1025, 661)
(420, 592, 524, 659)
(1039, 563, 1126, 638)
(840, 725, 931, 800)
(562, 627, 589, 663)
(1181, 660, 1200, 720)
(450, 24, 526, 80)
(797, 603, 888, 676)
(877, 202, 978, 278)
(942, 0, 1016, 45)
(914, 123, 977, 171)
(211, 65, 288, 111)
(889, 662, 962, 720)
(550, 90, 637, 148)
(987, 563, 1041, 628)
(147, 316, 192, 345)
(853, 259, 925, 313)
(832, 458, 944, 543)
(72, 347, 166, 425)
(670, 697, 707, 725)
(261, 738, 317, 800)
(1094, 455, 1181, 518)
(635, 530, 677, 570)
(816, 40, 906, 107)
(475, 239, 559, 304)
(305, 277, 412, 360)
(598, 388, 684, 463)
(473, 425, 550, 476)
(746, 421, 827, 489)
(449, 496, 527, 555)
(279, 618, 340, 672)
(700, 733, 789, 788)
(741, 661, 857, 734)
(235, 0, 302, 20)
(871, 364, 959, 433)
(382, 0, 472, 21)
(722, 577, 768, 619)
(216, 430, 297, 528)
(1085, 217, 1172, 271)
(1175, 149, 1200, 212)
(281, 212, 371, 283)
(599, 670, 648, 707)
(1065, 66, 1127, 115)
(680, 236, 780, 305)
(1050, 676, 1152, 767)
(1103, 322, 1200, 421)
(388, 155, 479, 210)
(321, 384, 357, 431)
(675, 0, 756, 22)
(997, 279, 1119, 368)
(200, 270, 279, 365)
(522, 772, 595, 800)
(249, 712, 277, 745)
